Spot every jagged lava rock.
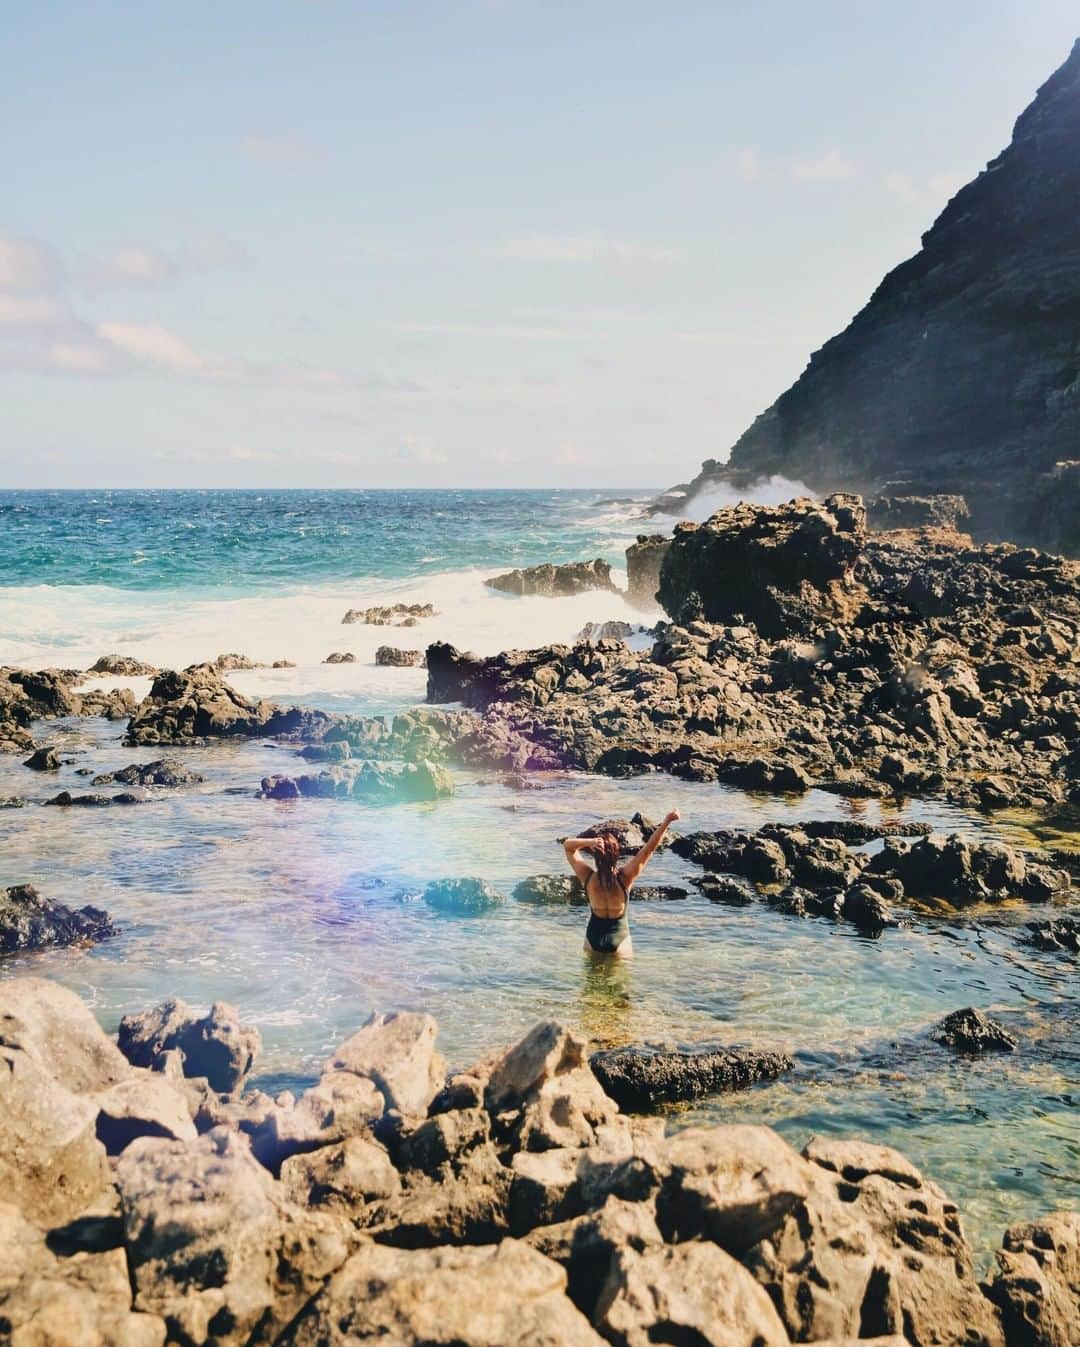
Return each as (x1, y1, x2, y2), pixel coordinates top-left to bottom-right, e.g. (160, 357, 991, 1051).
(0, 883, 117, 954)
(656, 493, 867, 635)
(485, 559, 616, 597)
(117, 997, 261, 1093)
(590, 1044, 793, 1111)
(931, 1007, 1018, 1054)
(625, 534, 671, 609)
(125, 663, 332, 745)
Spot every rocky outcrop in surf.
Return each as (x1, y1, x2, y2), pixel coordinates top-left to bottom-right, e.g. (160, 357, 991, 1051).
(2, 978, 1076, 1347)
(652, 40, 1080, 557)
(484, 559, 616, 598)
(0, 883, 118, 954)
(124, 665, 333, 746)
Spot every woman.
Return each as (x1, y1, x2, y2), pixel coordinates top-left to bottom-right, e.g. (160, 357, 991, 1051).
(562, 809, 681, 958)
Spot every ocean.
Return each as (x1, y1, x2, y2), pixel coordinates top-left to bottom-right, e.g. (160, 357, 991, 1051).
(0, 488, 1075, 1260)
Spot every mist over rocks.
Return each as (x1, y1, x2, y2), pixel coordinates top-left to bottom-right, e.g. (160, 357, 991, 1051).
(652, 39, 1080, 557)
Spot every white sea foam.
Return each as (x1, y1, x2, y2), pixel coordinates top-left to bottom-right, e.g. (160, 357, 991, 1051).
(0, 565, 642, 714)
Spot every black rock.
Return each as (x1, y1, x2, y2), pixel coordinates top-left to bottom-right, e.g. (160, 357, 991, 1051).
(23, 747, 60, 771)
(92, 759, 204, 788)
(589, 1043, 793, 1111)
(1025, 916, 1079, 955)
(931, 1007, 1017, 1054)
(0, 883, 117, 954)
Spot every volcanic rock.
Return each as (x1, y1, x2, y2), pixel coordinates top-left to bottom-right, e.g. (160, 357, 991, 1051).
(375, 645, 425, 666)
(931, 1007, 1018, 1054)
(125, 664, 332, 746)
(342, 602, 436, 625)
(93, 759, 204, 787)
(89, 653, 159, 676)
(23, 745, 60, 770)
(590, 1045, 793, 1112)
(656, 494, 866, 635)
(485, 559, 616, 597)
(625, 534, 670, 608)
(659, 40, 1080, 556)
(0, 883, 117, 954)
(117, 998, 261, 1093)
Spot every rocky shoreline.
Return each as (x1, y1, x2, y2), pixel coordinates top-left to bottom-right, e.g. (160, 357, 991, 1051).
(1, 976, 1076, 1347)
(0, 491, 1076, 1343)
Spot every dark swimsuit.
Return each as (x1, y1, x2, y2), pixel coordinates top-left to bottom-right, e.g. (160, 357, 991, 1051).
(585, 873, 630, 953)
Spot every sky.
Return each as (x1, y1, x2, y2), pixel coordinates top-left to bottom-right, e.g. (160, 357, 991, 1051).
(1, 1, 1077, 489)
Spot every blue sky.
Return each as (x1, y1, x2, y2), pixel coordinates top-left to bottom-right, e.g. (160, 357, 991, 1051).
(1, 1, 1076, 488)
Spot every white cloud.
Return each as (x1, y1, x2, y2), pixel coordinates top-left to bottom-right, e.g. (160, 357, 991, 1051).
(98, 321, 211, 375)
(736, 148, 762, 183)
(398, 319, 588, 343)
(0, 293, 70, 328)
(241, 133, 326, 168)
(98, 245, 176, 286)
(790, 149, 856, 184)
(398, 433, 447, 465)
(0, 232, 64, 293)
(48, 342, 110, 373)
(498, 234, 675, 264)
(883, 170, 918, 202)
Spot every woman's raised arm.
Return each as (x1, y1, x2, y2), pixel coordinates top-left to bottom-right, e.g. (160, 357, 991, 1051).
(620, 810, 680, 887)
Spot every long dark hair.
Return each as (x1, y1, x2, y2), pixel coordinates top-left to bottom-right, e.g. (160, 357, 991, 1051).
(589, 832, 621, 885)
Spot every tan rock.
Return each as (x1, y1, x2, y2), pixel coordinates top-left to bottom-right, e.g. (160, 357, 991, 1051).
(985, 1210, 1080, 1347)
(328, 1011, 445, 1116)
(116, 1126, 351, 1347)
(0, 1200, 165, 1347)
(287, 1238, 606, 1345)
(656, 1123, 810, 1251)
(595, 1241, 789, 1347)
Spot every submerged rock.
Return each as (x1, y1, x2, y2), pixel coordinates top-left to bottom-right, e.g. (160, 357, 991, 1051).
(931, 1007, 1018, 1054)
(589, 1044, 793, 1111)
(485, 559, 616, 598)
(1025, 915, 1079, 955)
(117, 998, 261, 1093)
(0, 883, 117, 954)
(514, 874, 587, 905)
(423, 877, 505, 914)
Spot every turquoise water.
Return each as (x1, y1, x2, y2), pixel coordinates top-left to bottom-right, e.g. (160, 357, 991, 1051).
(0, 489, 645, 591)
(0, 489, 1075, 1262)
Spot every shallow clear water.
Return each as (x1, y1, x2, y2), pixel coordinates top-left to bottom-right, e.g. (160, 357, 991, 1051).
(0, 489, 1076, 1264)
